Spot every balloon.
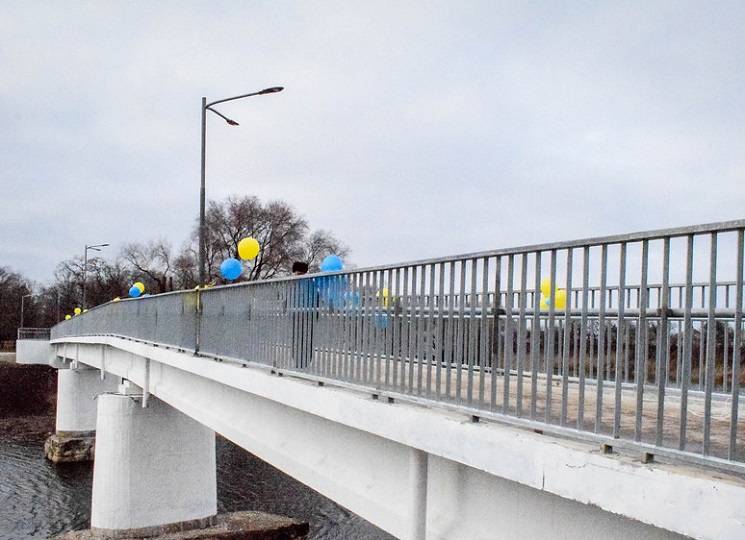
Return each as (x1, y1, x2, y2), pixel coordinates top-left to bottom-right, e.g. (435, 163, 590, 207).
(377, 287, 390, 307)
(540, 289, 567, 311)
(65, 314, 72, 320)
(237, 237, 260, 261)
(113, 297, 121, 302)
(374, 312, 389, 329)
(320, 254, 343, 272)
(134, 282, 145, 293)
(74, 307, 81, 315)
(540, 278, 552, 296)
(129, 286, 142, 298)
(220, 258, 243, 281)
(554, 289, 567, 310)
(83, 309, 88, 313)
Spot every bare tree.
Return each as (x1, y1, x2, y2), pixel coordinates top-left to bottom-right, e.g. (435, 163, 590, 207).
(196, 195, 349, 282)
(302, 229, 350, 272)
(0, 266, 32, 341)
(120, 239, 175, 293)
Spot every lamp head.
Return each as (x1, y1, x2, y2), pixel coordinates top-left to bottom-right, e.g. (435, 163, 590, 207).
(259, 86, 284, 94)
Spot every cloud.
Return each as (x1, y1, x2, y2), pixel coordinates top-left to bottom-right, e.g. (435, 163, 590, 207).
(1, 1, 744, 282)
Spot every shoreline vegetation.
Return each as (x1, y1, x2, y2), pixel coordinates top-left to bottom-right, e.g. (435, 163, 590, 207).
(0, 362, 57, 443)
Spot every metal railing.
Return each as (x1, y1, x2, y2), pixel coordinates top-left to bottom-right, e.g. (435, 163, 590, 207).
(17, 327, 51, 340)
(51, 219, 745, 473)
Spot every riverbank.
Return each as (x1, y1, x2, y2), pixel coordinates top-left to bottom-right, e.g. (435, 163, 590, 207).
(0, 362, 57, 442)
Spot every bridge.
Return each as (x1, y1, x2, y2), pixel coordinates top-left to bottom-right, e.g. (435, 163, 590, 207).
(18, 219, 745, 539)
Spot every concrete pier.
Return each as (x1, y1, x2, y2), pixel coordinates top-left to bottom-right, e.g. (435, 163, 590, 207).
(90, 393, 217, 535)
(45, 368, 119, 462)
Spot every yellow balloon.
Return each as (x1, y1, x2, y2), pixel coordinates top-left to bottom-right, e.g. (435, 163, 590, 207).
(540, 278, 552, 296)
(377, 287, 390, 307)
(65, 314, 72, 320)
(554, 289, 567, 310)
(540, 297, 550, 311)
(74, 307, 82, 315)
(237, 237, 260, 261)
(134, 282, 145, 293)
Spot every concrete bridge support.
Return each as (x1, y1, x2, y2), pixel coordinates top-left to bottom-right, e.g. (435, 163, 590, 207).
(45, 367, 119, 462)
(90, 393, 217, 536)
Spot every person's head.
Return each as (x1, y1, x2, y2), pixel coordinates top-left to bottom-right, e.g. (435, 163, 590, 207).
(292, 261, 309, 276)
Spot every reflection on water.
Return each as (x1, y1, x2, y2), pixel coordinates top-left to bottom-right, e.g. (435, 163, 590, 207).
(0, 437, 394, 540)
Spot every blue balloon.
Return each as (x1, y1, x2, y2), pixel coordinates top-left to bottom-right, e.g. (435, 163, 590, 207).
(374, 312, 389, 329)
(129, 286, 141, 298)
(320, 254, 343, 272)
(220, 258, 243, 281)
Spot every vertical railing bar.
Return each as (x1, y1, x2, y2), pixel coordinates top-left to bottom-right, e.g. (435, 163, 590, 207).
(479, 257, 490, 407)
(362, 270, 372, 384)
(384, 269, 394, 387)
(467, 259, 478, 405)
(416, 265, 427, 395)
(503, 255, 514, 414)
(391, 268, 401, 388)
(561, 248, 573, 426)
(531, 252, 541, 420)
(408, 266, 419, 393)
(436, 263, 445, 398)
(359, 271, 368, 383)
(703, 233, 717, 456)
(516, 253, 528, 417)
(490, 256, 502, 410)
(545, 249, 557, 424)
(613, 242, 626, 438)
(401, 267, 410, 392)
(680, 235, 694, 451)
(456, 262, 466, 403)
(729, 230, 743, 460)
(446, 262, 455, 400)
(634, 240, 649, 442)
(426, 264, 436, 397)
(370, 270, 379, 385)
(656, 238, 670, 447)
(595, 245, 608, 434)
(577, 246, 589, 430)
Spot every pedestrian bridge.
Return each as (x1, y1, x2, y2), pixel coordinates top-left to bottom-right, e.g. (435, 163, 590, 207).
(30, 220, 745, 539)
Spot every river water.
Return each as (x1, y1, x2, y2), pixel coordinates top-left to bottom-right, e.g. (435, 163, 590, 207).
(0, 437, 394, 540)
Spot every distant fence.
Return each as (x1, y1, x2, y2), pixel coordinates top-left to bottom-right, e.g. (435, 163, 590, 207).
(17, 327, 51, 340)
(52, 219, 745, 473)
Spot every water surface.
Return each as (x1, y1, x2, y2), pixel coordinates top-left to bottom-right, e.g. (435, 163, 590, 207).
(0, 437, 393, 540)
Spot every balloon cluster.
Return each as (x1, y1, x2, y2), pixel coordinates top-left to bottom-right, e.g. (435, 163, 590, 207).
(220, 237, 261, 281)
(320, 254, 343, 272)
(539, 279, 567, 311)
(129, 281, 145, 298)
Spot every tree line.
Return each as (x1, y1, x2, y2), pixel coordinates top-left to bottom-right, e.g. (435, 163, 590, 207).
(0, 195, 348, 341)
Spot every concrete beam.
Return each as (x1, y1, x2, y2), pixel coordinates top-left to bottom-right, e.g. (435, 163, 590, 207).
(16, 339, 53, 365)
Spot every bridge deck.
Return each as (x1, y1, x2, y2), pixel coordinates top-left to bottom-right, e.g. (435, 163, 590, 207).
(303, 350, 745, 463)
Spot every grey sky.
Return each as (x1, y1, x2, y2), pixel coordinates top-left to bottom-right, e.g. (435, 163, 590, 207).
(2, 1, 744, 283)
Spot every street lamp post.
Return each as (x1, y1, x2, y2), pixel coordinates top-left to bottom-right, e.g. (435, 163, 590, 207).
(82, 243, 109, 309)
(20, 293, 32, 328)
(199, 86, 284, 285)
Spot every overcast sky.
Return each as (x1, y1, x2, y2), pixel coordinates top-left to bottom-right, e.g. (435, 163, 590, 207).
(2, 1, 744, 283)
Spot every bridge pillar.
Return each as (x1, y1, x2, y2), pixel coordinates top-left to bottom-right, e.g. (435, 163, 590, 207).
(90, 392, 217, 536)
(45, 367, 119, 463)
(408, 448, 429, 540)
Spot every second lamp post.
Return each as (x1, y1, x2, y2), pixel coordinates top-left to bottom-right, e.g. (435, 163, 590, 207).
(199, 86, 284, 285)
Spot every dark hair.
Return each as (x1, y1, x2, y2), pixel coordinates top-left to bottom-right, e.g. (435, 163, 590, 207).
(292, 261, 309, 274)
